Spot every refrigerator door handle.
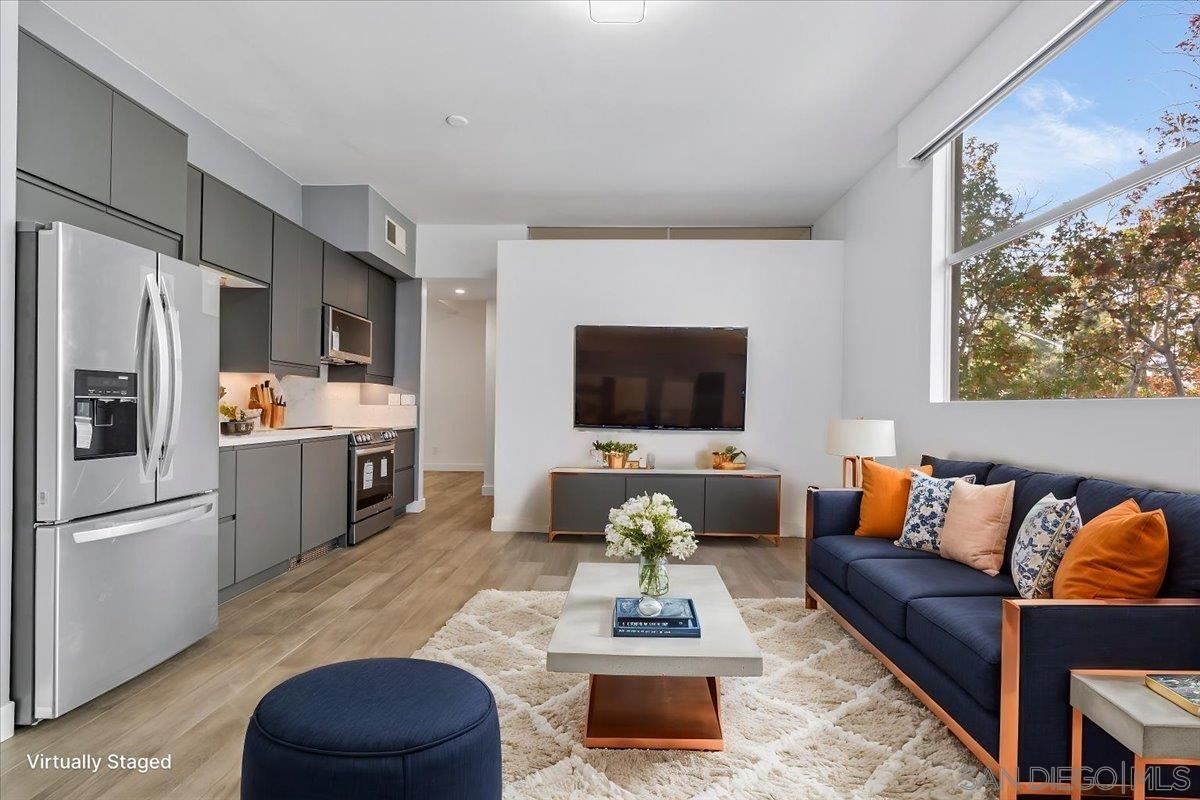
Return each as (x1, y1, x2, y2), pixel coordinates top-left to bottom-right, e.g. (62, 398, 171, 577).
(159, 277, 185, 474)
(69, 496, 215, 544)
(137, 273, 169, 476)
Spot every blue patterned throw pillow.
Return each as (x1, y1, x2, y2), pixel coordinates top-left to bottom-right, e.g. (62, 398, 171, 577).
(894, 471, 975, 553)
(1010, 494, 1082, 599)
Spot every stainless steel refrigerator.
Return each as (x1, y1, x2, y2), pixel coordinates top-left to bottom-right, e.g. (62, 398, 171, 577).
(12, 222, 221, 725)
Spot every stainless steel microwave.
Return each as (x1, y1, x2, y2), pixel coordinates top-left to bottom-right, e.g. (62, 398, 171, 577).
(323, 305, 372, 365)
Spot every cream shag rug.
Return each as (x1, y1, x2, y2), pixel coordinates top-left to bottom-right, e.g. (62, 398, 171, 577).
(413, 590, 998, 800)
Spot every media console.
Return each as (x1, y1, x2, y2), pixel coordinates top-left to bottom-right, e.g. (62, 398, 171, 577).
(548, 467, 782, 546)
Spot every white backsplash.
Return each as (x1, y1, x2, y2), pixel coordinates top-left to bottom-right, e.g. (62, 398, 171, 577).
(220, 367, 418, 429)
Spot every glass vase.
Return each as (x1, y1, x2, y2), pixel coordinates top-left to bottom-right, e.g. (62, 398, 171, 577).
(637, 555, 669, 616)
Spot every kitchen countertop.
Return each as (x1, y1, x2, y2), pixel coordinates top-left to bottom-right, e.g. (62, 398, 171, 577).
(219, 425, 416, 449)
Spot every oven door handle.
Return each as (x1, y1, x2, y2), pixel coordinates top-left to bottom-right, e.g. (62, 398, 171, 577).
(355, 444, 395, 457)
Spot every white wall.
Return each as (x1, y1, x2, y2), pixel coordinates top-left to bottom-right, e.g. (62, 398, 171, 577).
(483, 299, 497, 494)
(0, 0, 17, 744)
(416, 224, 527, 279)
(493, 240, 845, 534)
(424, 300, 487, 471)
(815, 149, 1200, 492)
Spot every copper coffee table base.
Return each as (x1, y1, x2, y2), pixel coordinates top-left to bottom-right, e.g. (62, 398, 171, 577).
(584, 674, 723, 751)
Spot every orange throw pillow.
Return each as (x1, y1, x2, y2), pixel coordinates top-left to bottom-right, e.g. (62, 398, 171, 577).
(1052, 499, 1169, 599)
(855, 461, 934, 539)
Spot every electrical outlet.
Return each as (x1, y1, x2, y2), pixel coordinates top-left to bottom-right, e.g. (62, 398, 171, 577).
(388, 393, 403, 406)
(400, 394, 417, 406)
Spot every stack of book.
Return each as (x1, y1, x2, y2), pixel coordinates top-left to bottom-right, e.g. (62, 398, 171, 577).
(612, 597, 700, 638)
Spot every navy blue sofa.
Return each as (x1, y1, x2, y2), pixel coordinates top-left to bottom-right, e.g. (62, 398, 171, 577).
(804, 456, 1200, 800)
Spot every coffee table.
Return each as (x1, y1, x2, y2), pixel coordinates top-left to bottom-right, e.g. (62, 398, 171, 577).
(546, 562, 763, 751)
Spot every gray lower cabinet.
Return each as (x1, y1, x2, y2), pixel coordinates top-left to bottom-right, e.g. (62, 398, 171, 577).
(218, 519, 236, 590)
(626, 475, 706, 531)
(704, 476, 780, 534)
(394, 468, 416, 510)
(551, 474, 629, 533)
(218, 449, 236, 519)
(110, 93, 187, 234)
(201, 174, 273, 283)
(17, 33, 113, 206)
(301, 438, 348, 551)
(322, 243, 369, 317)
(394, 430, 416, 470)
(271, 216, 324, 374)
(234, 443, 301, 582)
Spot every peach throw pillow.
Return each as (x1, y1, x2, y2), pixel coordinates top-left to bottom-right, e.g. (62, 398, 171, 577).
(939, 480, 1015, 575)
(855, 461, 933, 539)
(1052, 499, 1169, 599)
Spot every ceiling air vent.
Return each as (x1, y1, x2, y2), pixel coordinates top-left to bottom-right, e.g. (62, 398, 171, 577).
(385, 216, 406, 255)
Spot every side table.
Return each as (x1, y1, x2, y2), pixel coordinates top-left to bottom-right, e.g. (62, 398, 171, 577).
(1069, 670, 1200, 800)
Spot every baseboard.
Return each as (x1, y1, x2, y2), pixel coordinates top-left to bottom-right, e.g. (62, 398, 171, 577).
(406, 498, 426, 513)
(481, 484, 494, 496)
(425, 462, 484, 472)
(491, 515, 546, 533)
(0, 700, 14, 742)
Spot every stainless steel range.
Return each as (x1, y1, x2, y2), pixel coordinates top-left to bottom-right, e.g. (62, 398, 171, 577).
(348, 428, 397, 544)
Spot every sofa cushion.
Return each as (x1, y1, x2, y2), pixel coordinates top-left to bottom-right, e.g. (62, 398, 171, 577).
(810, 535, 938, 592)
(907, 596, 1003, 712)
(1078, 479, 1200, 597)
(987, 465, 1085, 572)
(921, 455, 994, 484)
(846, 558, 1018, 638)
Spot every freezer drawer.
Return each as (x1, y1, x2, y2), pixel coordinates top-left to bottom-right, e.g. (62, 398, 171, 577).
(33, 493, 217, 720)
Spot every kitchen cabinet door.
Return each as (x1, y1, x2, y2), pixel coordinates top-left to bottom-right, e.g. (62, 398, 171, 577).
(394, 429, 416, 470)
(271, 216, 324, 372)
(393, 468, 416, 511)
(110, 94, 188, 234)
(301, 438, 348, 551)
(17, 33, 113, 205)
(322, 243, 369, 317)
(201, 174, 273, 284)
(218, 449, 236, 519)
(367, 269, 396, 381)
(218, 519, 236, 590)
(234, 444, 301, 582)
(184, 166, 202, 265)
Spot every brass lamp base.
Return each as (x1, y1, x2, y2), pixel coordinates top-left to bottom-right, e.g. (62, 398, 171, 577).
(841, 456, 875, 488)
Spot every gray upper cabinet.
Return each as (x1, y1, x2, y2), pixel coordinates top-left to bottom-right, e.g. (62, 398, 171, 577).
(234, 444, 301, 582)
(271, 216, 324, 373)
(367, 269, 396, 381)
(17, 177, 179, 258)
(322, 243, 369, 317)
(201, 174, 273, 284)
(109, 94, 188, 234)
(17, 33, 112, 205)
(301, 438, 348, 551)
(184, 166, 202, 265)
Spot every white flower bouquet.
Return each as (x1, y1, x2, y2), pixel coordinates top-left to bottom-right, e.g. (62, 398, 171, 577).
(605, 493, 698, 603)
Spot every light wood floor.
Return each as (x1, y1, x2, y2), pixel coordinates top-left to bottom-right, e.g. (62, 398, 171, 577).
(0, 471, 805, 799)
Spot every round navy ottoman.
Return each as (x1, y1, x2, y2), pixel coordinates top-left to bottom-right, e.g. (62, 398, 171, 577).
(241, 658, 501, 800)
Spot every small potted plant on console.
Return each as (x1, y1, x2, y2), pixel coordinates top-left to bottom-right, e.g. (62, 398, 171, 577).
(711, 445, 746, 470)
(592, 440, 638, 469)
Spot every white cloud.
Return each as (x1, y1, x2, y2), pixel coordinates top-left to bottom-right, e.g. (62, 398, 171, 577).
(972, 78, 1149, 206)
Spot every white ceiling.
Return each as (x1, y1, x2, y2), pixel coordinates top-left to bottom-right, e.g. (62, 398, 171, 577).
(45, 0, 1017, 225)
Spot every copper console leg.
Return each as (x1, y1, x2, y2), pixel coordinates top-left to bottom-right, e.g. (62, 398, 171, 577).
(584, 674, 723, 751)
(1133, 755, 1146, 800)
(1070, 707, 1082, 800)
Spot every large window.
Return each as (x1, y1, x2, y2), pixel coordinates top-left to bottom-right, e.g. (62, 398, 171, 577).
(950, 1, 1199, 400)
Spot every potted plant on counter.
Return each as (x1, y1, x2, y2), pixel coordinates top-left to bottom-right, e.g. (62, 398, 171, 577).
(592, 440, 638, 469)
(711, 445, 746, 470)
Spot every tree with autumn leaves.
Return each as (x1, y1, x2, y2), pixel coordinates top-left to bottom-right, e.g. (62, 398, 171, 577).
(955, 12, 1199, 399)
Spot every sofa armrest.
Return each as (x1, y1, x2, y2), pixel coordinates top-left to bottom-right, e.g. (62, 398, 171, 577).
(999, 599, 1200, 799)
(805, 486, 862, 539)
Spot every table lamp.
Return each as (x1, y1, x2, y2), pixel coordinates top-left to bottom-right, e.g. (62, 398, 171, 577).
(826, 419, 896, 488)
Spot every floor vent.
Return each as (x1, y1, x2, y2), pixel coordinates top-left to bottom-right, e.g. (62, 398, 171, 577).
(291, 539, 341, 570)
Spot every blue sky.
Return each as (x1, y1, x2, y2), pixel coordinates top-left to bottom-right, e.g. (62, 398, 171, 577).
(968, 0, 1198, 215)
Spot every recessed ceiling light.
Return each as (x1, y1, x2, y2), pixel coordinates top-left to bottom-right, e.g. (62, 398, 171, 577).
(589, 0, 645, 24)
(454, 288, 467, 295)
(445, 114, 469, 127)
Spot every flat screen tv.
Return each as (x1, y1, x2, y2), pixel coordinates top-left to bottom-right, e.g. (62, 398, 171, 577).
(574, 326, 747, 431)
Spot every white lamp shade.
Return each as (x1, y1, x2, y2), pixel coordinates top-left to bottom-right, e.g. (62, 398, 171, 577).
(826, 419, 896, 457)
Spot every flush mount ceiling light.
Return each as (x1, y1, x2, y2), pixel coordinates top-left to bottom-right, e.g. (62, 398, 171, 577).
(589, 0, 645, 24)
(445, 114, 469, 127)
(454, 288, 467, 295)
